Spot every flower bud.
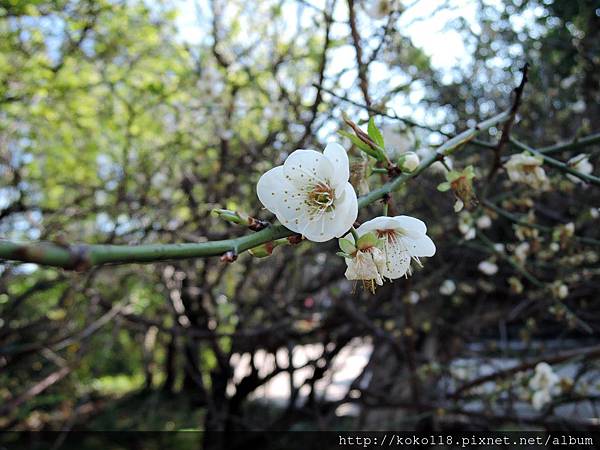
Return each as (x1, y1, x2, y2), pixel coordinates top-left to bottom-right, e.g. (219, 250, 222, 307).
(248, 242, 274, 258)
(398, 152, 420, 172)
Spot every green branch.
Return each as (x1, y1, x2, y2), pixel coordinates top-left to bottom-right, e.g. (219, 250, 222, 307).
(0, 110, 511, 270)
(538, 132, 600, 155)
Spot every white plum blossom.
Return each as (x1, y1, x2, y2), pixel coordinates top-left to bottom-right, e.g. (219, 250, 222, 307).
(529, 362, 560, 410)
(354, 215, 436, 279)
(257, 143, 358, 242)
(505, 152, 550, 190)
(567, 154, 593, 184)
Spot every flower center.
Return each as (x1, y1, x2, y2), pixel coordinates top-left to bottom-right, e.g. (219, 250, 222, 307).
(307, 182, 335, 212)
(376, 229, 402, 243)
(520, 163, 539, 174)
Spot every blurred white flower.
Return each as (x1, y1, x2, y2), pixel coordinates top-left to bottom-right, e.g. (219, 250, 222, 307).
(552, 282, 569, 300)
(571, 99, 586, 113)
(257, 143, 358, 242)
(530, 362, 560, 391)
(567, 154, 593, 184)
(505, 152, 550, 190)
(560, 75, 577, 89)
(591, 208, 599, 219)
(532, 389, 552, 411)
(529, 362, 560, 410)
(408, 291, 420, 304)
(439, 279, 456, 296)
(354, 215, 436, 279)
(514, 242, 530, 263)
(458, 212, 476, 240)
(476, 215, 492, 229)
(478, 260, 498, 276)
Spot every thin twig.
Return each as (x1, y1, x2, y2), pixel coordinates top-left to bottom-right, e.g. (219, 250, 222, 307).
(488, 63, 529, 179)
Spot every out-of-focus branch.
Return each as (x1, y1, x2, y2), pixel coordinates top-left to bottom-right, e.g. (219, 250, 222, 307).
(482, 199, 600, 247)
(450, 344, 600, 399)
(314, 83, 447, 134)
(347, 0, 372, 108)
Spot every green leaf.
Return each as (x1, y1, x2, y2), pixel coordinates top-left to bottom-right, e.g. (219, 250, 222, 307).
(338, 130, 379, 158)
(357, 231, 379, 250)
(338, 238, 356, 255)
(367, 117, 385, 148)
(437, 181, 452, 192)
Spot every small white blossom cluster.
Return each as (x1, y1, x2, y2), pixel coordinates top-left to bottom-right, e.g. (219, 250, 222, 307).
(257, 143, 436, 292)
(504, 152, 550, 190)
(529, 362, 560, 411)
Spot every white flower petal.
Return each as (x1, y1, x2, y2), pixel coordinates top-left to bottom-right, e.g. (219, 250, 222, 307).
(328, 182, 358, 238)
(256, 166, 291, 213)
(356, 216, 400, 235)
(283, 149, 334, 189)
(381, 241, 411, 279)
(297, 212, 335, 242)
(345, 249, 384, 285)
(323, 142, 350, 191)
(402, 235, 436, 258)
(392, 215, 428, 236)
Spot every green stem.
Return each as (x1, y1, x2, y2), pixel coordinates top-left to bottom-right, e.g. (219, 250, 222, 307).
(0, 110, 511, 270)
(350, 227, 360, 243)
(371, 167, 388, 174)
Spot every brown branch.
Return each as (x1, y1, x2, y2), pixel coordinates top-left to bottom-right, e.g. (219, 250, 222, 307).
(347, 0, 372, 108)
(487, 62, 529, 179)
